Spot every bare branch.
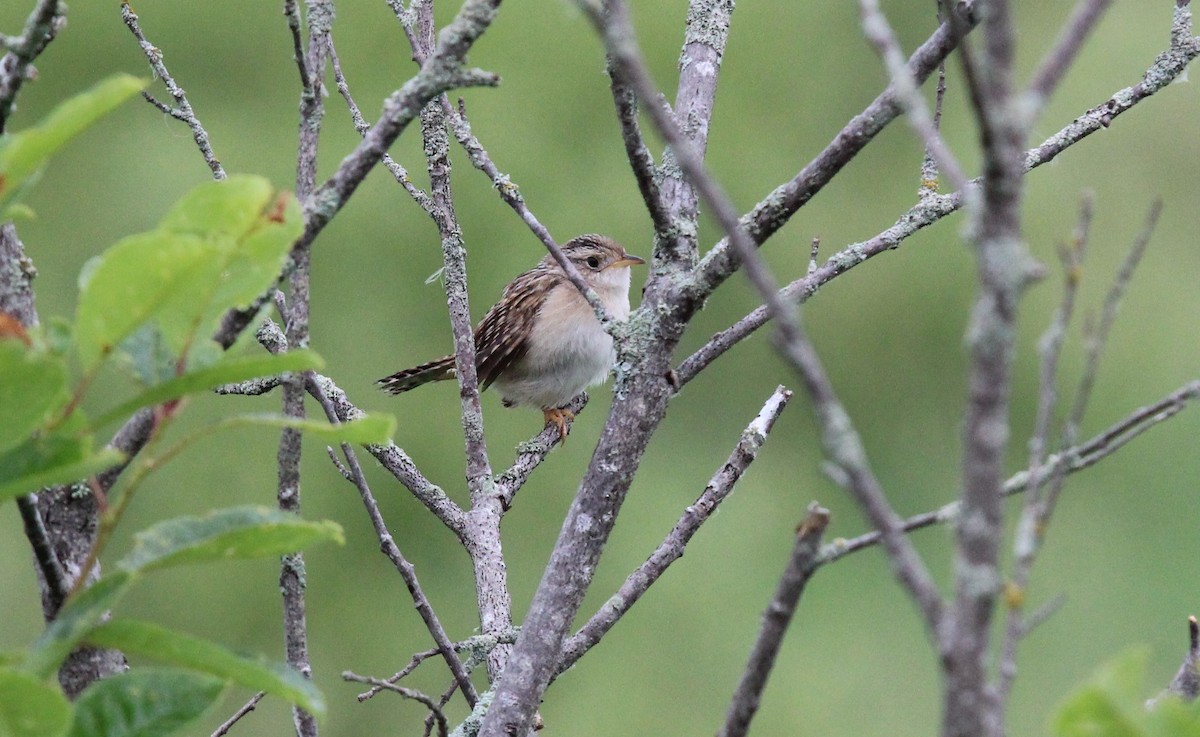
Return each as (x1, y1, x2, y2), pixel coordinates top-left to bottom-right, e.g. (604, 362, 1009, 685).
(690, 4, 978, 298)
(559, 387, 792, 672)
(653, 0, 736, 261)
(443, 99, 612, 326)
(1025, 0, 1114, 115)
(327, 36, 432, 210)
(859, 0, 968, 192)
(716, 504, 830, 737)
(677, 1, 1197, 393)
(819, 379, 1200, 564)
(342, 672, 449, 737)
(778, 315, 943, 633)
(581, 0, 800, 351)
(210, 692, 265, 737)
(1150, 616, 1200, 706)
(0, 0, 64, 132)
(120, 2, 226, 179)
(946, 2, 1033, 733)
(254, 321, 466, 536)
(495, 393, 589, 510)
(606, 74, 669, 238)
(307, 377, 478, 708)
(294, 0, 502, 254)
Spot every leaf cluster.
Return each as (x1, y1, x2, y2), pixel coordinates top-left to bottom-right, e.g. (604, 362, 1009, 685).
(0, 76, 394, 736)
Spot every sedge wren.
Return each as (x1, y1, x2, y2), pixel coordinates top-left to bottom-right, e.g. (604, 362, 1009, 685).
(378, 234, 645, 440)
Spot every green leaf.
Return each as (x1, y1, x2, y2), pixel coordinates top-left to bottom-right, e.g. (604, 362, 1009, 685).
(68, 668, 225, 737)
(0, 340, 67, 454)
(115, 324, 178, 387)
(74, 231, 213, 372)
(0, 75, 146, 218)
(73, 176, 301, 374)
(86, 621, 323, 716)
(0, 410, 123, 505)
(117, 505, 343, 574)
(226, 412, 396, 445)
(0, 668, 71, 737)
(92, 349, 324, 430)
(25, 572, 136, 680)
(1050, 648, 1200, 737)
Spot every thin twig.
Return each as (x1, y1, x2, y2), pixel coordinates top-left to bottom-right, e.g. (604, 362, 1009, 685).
(652, 0, 737, 261)
(0, 0, 63, 132)
(327, 36, 433, 211)
(292, 0, 502, 259)
(859, 0, 968, 192)
(716, 504, 830, 737)
(1025, 0, 1114, 115)
(919, 3, 948, 197)
(779, 314, 944, 634)
(277, 6, 332, 735)
(356, 647, 438, 702)
(606, 72, 669, 237)
(494, 393, 588, 509)
(254, 320, 466, 539)
(999, 196, 1092, 703)
(342, 672, 449, 737)
(120, 2, 226, 179)
(580, 0, 802, 358)
(675, 2, 1198, 390)
(443, 99, 612, 325)
(558, 386, 792, 672)
(404, 0, 515, 685)
(209, 692, 265, 737)
(689, 3, 979, 298)
(819, 379, 1200, 563)
(1150, 617, 1200, 705)
(307, 377, 479, 708)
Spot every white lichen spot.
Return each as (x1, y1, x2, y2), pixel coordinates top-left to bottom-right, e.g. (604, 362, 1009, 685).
(574, 513, 594, 534)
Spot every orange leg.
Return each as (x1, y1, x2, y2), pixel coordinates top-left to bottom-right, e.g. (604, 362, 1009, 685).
(542, 407, 576, 443)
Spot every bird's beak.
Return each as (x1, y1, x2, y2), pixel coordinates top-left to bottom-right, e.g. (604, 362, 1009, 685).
(608, 254, 646, 269)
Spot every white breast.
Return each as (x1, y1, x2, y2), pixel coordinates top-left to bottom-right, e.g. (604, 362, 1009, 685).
(495, 266, 632, 410)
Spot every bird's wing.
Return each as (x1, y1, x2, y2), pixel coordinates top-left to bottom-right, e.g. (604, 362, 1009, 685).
(474, 267, 558, 391)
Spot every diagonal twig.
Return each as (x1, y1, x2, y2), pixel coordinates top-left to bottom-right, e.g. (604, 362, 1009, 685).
(716, 504, 830, 737)
(120, 2, 226, 179)
(558, 386, 792, 672)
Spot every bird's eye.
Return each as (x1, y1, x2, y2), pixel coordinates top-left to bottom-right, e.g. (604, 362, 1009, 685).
(586, 256, 601, 269)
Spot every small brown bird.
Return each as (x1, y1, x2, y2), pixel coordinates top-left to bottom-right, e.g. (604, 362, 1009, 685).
(378, 234, 645, 440)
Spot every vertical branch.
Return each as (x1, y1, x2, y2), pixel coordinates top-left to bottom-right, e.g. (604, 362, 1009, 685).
(278, 3, 332, 736)
(654, 0, 735, 262)
(0, 0, 64, 132)
(478, 2, 738, 734)
(944, 2, 1038, 736)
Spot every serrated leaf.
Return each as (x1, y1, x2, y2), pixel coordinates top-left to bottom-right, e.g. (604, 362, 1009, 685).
(86, 621, 323, 716)
(74, 231, 213, 371)
(0, 340, 67, 454)
(73, 176, 301, 375)
(228, 412, 396, 444)
(0, 668, 71, 737)
(117, 505, 343, 574)
(68, 668, 225, 737)
(92, 349, 324, 430)
(0, 75, 146, 218)
(25, 572, 135, 680)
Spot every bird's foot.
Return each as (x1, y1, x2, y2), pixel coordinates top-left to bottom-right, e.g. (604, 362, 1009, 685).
(543, 407, 575, 444)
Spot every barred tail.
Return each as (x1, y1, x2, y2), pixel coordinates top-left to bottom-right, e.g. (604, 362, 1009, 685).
(377, 355, 457, 394)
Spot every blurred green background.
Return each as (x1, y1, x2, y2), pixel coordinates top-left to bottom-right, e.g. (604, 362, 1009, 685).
(2, 1, 1199, 735)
